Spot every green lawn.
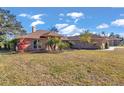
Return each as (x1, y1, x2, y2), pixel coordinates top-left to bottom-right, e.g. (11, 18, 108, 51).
(0, 49, 124, 85)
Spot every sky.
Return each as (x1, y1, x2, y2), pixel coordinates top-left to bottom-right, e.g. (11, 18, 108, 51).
(3, 7, 124, 36)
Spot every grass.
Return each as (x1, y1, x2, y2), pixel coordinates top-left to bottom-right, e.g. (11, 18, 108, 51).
(0, 49, 124, 85)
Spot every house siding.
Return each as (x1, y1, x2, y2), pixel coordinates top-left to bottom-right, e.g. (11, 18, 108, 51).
(109, 40, 121, 46)
(69, 40, 100, 49)
(18, 38, 48, 51)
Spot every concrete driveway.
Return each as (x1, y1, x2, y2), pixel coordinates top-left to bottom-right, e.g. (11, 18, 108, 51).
(100, 46, 124, 51)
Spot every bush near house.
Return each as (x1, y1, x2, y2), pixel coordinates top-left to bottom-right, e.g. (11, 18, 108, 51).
(0, 42, 4, 49)
(8, 39, 18, 51)
(47, 37, 70, 52)
(58, 42, 70, 51)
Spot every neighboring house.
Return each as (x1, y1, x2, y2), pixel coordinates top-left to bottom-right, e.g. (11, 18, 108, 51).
(108, 37, 122, 46)
(68, 35, 109, 49)
(17, 26, 61, 52)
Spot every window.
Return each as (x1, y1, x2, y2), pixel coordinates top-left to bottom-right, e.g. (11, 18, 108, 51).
(37, 40, 42, 48)
(33, 40, 42, 49)
(33, 40, 37, 48)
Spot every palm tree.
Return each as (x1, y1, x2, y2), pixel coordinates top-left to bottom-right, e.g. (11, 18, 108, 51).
(52, 37, 61, 50)
(109, 32, 114, 37)
(47, 37, 61, 51)
(49, 26, 59, 33)
(47, 37, 69, 52)
(80, 31, 92, 43)
(47, 38, 54, 51)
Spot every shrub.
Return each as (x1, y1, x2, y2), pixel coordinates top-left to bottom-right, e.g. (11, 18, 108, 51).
(0, 42, 4, 48)
(58, 42, 70, 51)
(8, 39, 18, 51)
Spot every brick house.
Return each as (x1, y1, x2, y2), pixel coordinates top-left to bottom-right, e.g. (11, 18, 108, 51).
(67, 35, 109, 49)
(16, 26, 122, 52)
(108, 37, 122, 46)
(17, 26, 61, 52)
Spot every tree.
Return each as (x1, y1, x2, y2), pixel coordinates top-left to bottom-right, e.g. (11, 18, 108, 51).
(47, 37, 61, 51)
(80, 31, 92, 43)
(8, 38, 18, 51)
(109, 32, 121, 39)
(115, 34, 120, 38)
(47, 37, 69, 52)
(49, 26, 59, 32)
(109, 32, 114, 37)
(0, 8, 26, 49)
(101, 31, 106, 36)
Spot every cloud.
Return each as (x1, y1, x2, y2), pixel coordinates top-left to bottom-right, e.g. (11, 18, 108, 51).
(74, 19, 79, 23)
(67, 12, 84, 19)
(72, 33, 80, 36)
(111, 19, 124, 27)
(30, 20, 45, 26)
(31, 14, 44, 20)
(67, 12, 84, 23)
(19, 13, 45, 26)
(55, 23, 85, 36)
(55, 24, 69, 29)
(59, 14, 64, 21)
(96, 23, 109, 29)
(58, 12, 84, 23)
(118, 33, 124, 37)
(19, 13, 44, 20)
(59, 13, 64, 17)
(59, 18, 63, 21)
(60, 25, 85, 36)
(92, 32, 96, 34)
(66, 19, 71, 23)
(120, 14, 124, 16)
(18, 13, 30, 17)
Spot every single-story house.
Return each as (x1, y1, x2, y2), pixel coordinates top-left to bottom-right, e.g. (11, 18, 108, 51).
(108, 37, 122, 46)
(16, 26, 62, 52)
(67, 35, 122, 49)
(67, 35, 109, 49)
(16, 26, 122, 52)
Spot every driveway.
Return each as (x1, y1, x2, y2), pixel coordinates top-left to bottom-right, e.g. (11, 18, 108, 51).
(100, 46, 124, 51)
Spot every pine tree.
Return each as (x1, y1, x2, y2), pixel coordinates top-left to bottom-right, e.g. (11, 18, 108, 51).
(0, 8, 27, 49)
(0, 8, 26, 43)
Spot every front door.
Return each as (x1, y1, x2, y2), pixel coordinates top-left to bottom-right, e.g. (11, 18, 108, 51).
(33, 40, 43, 50)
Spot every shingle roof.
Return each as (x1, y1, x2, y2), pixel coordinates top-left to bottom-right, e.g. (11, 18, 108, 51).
(17, 30, 61, 39)
(108, 37, 122, 41)
(68, 36, 80, 40)
(68, 35, 109, 43)
(61, 36, 69, 40)
(42, 32, 61, 37)
(68, 35, 104, 41)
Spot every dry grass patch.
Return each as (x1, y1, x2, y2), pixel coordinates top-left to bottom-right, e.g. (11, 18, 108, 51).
(0, 49, 124, 85)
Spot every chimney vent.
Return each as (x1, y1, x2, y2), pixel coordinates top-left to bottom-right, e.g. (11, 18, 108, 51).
(32, 26, 36, 33)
